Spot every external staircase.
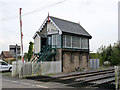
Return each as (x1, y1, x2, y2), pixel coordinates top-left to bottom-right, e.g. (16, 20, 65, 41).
(31, 45, 56, 63)
(31, 45, 56, 73)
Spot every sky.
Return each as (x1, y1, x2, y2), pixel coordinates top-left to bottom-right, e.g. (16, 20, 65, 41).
(0, 0, 119, 54)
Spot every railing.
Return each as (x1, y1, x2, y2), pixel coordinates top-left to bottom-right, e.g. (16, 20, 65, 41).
(31, 46, 46, 62)
(31, 45, 57, 73)
(31, 45, 56, 63)
(37, 45, 52, 62)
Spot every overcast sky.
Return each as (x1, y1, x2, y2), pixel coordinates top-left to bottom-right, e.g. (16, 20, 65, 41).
(0, 0, 118, 54)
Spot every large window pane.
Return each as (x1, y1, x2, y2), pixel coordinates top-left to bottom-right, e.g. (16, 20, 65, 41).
(52, 35, 61, 48)
(72, 36, 80, 48)
(66, 35, 71, 47)
(48, 36, 52, 45)
(52, 35, 56, 47)
(63, 35, 65, 47)
(81, 38, 88, 49)
(75, 36, 80, 48)
(57, 35, 61, 47)
(72, 36, 75, 47)
(80, 38, 81, 49)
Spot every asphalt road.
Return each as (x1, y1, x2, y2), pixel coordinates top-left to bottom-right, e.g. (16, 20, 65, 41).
(0, 72, 107, 90)
(1, 72, 73, 89)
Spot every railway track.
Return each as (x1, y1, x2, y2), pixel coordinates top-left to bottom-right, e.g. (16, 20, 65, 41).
(26, 68, 116, 89)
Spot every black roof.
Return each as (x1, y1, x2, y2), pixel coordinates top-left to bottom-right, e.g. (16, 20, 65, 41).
(50, 16, 92, 39)
(9, 45, 20, 49)
(36, 32, 47, 38)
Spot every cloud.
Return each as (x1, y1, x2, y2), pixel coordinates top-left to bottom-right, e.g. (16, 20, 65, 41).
(0, 0, 118, 53)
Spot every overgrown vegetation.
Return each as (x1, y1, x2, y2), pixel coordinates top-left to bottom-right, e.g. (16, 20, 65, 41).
(24, 41, 34, 61)
(90, 41, 120, 66)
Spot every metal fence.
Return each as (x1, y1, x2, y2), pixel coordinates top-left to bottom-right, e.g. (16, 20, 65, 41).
(90, 59, 99, 70)
(12, 61, 62, 78)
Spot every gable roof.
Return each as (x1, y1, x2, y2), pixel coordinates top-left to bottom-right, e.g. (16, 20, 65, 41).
(33, 31, 47, 39)
(49, 16, 92, 38)
(36, 31, 47, 38)
(1, 51, 12, 58)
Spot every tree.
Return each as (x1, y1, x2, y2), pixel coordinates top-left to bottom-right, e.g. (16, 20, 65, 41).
(24, 52, 28, 61)
(97, 41, 120, 66)
(111, 42, 120, 65)
(25, 41, 34, 61)
(106, 44, 113, 63)
(27, 41, 34, 61)
(97, 45, 107, 65)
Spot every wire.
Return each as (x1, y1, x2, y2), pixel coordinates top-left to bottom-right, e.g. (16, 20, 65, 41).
(23, 0, 67, 16)
(0, 0, 68, 21)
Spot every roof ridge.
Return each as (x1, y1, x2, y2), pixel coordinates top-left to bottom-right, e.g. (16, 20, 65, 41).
(49, 16, 80, 25)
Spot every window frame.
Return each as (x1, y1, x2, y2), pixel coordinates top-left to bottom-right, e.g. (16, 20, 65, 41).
(62, 34, 89, 50)
(81, 37, 88, 49)
(52, 34, 61, 48)
(65, 35, 72, 48)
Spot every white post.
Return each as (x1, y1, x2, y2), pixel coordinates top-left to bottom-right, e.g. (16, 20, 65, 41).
(16, 44, 18, 75)
(118, 66, 120, 89)
(115, 66, 118, 90)
(19, 8, 24, 63)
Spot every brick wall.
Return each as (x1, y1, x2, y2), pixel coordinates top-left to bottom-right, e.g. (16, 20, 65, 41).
(54, 49, 89, 73)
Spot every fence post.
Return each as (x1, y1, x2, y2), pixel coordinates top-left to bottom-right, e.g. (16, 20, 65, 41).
(118, 66, 120, 89)
(115, 66, 118, 90)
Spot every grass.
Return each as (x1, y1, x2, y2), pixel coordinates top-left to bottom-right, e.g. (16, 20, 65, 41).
(2, 73, 11, 76)
(45, 73, 62, 76)
(0, 71, 11, 77)
(0, 71, 11, 74)
(99, 66, 112, 70)
(45, 66, 112, 76)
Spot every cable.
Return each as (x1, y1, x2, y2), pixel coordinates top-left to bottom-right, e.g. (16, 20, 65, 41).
(0, 0, 68, 21)
(23, 0, 67, 16)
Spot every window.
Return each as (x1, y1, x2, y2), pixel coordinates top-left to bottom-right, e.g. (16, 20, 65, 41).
(52, 34, 61, 48)
(72, 36, 80, 48)
(57, 35, 61, 47)
(52, 35, 56, 47)
(81, 38, 88, 49)
(72, 36, 75, 47)
(66, 35, 71, 47)
(75, 36, 80, 48)
(80, 38, 81, 49)
(62, 35, 88, 49)
(48, 36, 52, 45)
(63, 35, 66, 47)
